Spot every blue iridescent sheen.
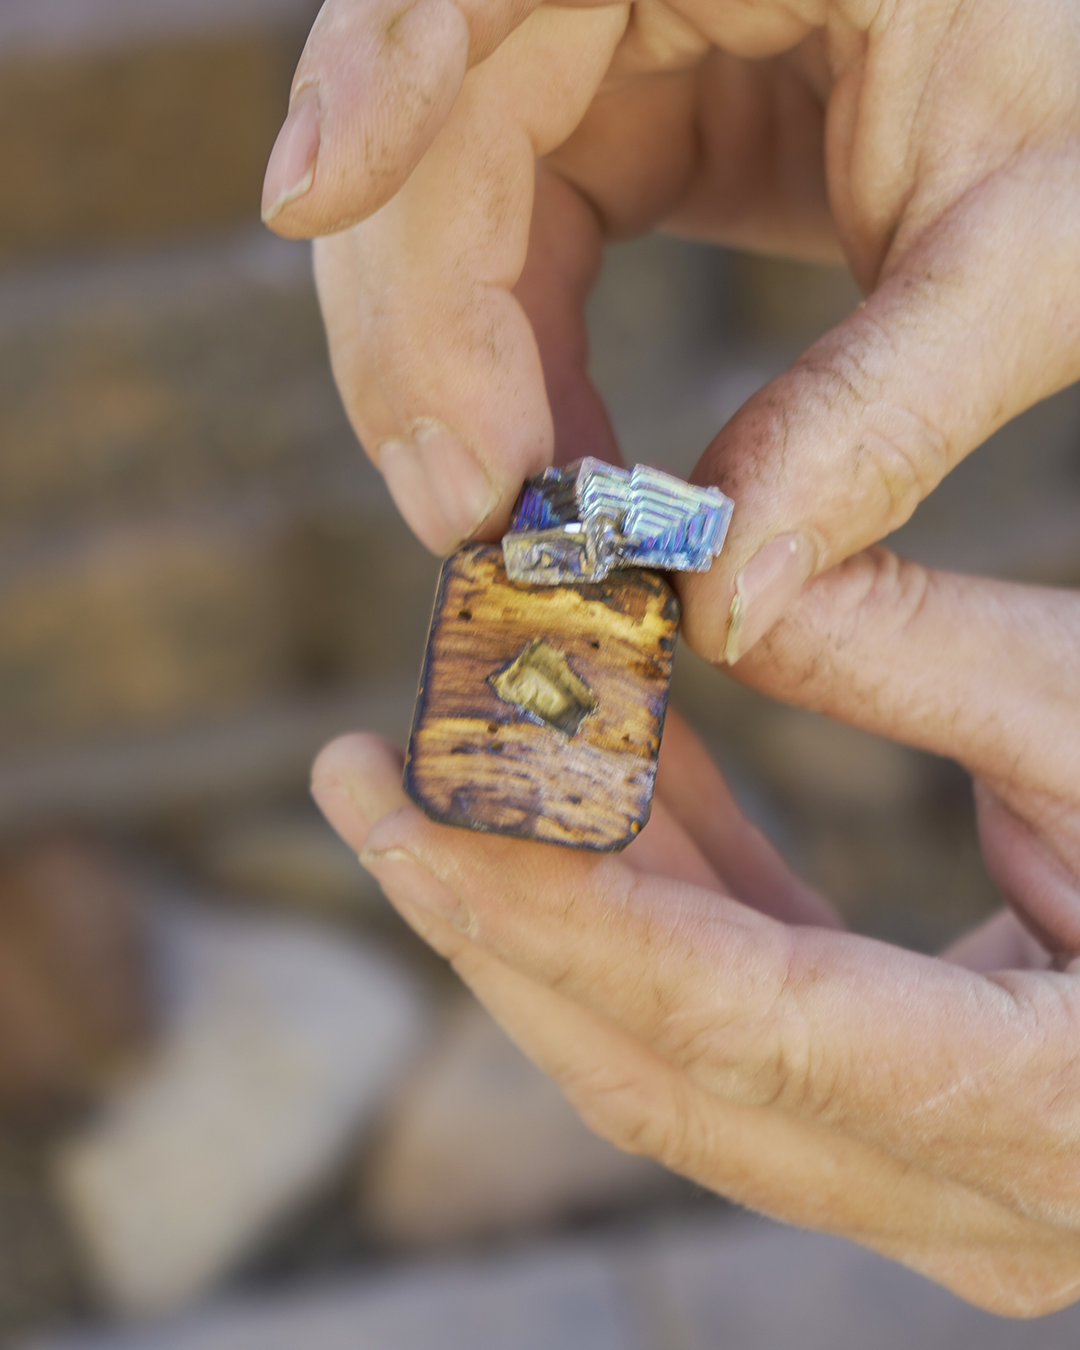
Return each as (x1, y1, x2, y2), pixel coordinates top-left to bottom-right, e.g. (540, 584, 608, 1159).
(503, 458, 733, 586)
(511, 484, 565, 531)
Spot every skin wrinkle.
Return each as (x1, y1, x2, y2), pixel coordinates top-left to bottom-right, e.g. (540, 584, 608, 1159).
(615, 1078, 692, 1166)
(885, 0, 964, 222)
(559, 1019, 663, 1145)
(794, 941, 997, 1129)
(811, 396, 947, 543)
(619, 897, 776, 1089)
(562, 1057, 658, 1150)
(649, 1084, 705, 1174)
(754, 556, 1058, 771)
(621, 880, 690, 1027)
(882, 170, 1072, 418)
(614, 0, 708, 77)
(894, 1052, 980, 1132)
(653, 1001, 739, 1087)
(699, 389, 792, 508)
(756, 924, 816, 1109)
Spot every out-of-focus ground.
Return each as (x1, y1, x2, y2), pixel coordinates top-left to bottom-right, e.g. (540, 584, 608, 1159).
(1, 1, 1079, 1346)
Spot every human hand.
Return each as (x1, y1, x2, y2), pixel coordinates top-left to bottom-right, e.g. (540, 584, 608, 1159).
(311, 550, 1080, 1316)
(263, 0, 1080, 662)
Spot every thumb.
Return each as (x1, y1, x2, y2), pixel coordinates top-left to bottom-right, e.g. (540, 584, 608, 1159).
(261, 0, 541, 237)
(680, 164, 1080, 664)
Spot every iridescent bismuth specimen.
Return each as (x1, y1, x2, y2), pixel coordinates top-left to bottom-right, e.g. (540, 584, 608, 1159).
(404, 463, 734, 851)
(501, 458, 734, 586)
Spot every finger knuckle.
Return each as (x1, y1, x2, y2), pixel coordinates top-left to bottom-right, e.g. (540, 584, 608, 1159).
(783, 549, 936, 708)
(646, 928, 833, 1118)
(843, 548, 937, 648)
(562, 1060, 703, 1174)
(758, 935, 845, 1120)
(854, 405, 949, 533)
(796, 332, 951, 536)
(985, 976, 1080, 1223)
(650, 1011, 737, 1090)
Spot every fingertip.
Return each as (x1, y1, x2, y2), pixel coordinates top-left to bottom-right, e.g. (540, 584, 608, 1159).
(677, 567, 732, 666)
(378, 428, 505, 557)
(267, 0, 469, 237)
(377, 438, 458, 555)
(412, 420, 501, 545)
(310, 733, 407, 854)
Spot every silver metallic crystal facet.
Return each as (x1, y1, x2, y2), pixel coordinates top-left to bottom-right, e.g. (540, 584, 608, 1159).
(502, 458, 733, 586)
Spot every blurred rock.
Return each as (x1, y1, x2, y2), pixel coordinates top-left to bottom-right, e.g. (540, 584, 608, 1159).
(54, 900, 427, 1318)
(22, 1242, 640, 1350)
(0, 504, 434, 757)
(0, 1125, 88, 1339)
(359, 1001, 674, 1250)
(24, 1211, 1080, 1350)
(0, 683, 415, 842)
(0, 836, 149, 1114)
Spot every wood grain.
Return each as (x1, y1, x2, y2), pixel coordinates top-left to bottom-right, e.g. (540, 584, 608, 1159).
(404, 544, 680, 851)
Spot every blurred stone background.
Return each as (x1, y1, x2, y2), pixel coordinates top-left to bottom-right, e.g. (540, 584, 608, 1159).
(1, 1, 1079, 1346)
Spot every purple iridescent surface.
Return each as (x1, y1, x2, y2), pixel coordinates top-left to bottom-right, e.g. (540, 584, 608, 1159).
(502, 458, 733, 586)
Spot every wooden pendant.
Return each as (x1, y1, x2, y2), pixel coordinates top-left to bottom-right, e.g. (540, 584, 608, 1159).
(404, 543, 680, 851)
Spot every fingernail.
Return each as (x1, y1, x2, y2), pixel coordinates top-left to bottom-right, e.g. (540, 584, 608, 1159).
(310, 737, 397, 853)
(310, 774, 371, 854)
(261, 86, 321, 223)
(412, 419, 498, 544)
(311, 769, 383, 850)
(724, 533, 816, 664)
(359, 847, 475, 934)
(378, 437, 458, 553)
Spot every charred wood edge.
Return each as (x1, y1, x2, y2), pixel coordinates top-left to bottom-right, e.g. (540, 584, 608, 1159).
(0, 683, 414, 840)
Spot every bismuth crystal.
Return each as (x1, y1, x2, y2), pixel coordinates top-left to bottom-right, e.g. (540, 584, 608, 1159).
(502, 458, 733, 586)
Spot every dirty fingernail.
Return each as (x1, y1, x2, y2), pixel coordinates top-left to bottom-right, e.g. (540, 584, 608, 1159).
(378, 437, 456, 554)
(360, 847, 475, 934)
(413, 420, 498, 544)
(724, 533, 816, 664)
(261, 86, 321, 223)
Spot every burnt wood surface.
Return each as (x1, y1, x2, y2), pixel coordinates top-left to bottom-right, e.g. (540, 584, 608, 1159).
(404, 544, 680, 850)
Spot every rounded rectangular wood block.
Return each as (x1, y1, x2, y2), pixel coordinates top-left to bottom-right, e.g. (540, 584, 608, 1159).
(404, 544, 680, 850)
